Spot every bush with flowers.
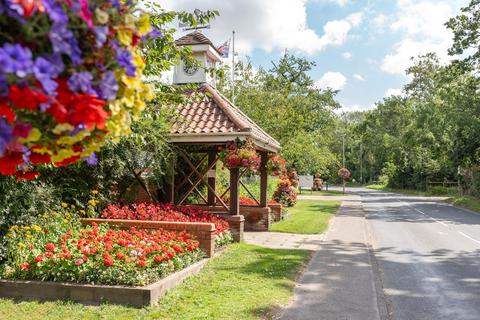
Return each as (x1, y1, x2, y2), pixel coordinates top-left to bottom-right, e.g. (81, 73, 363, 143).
(238, 196, 280, 207)
(266, 154, 286, 176)
(219, 138, 260, 171)
(1, 210, 204, 286)
(338, 167, 351, 180)
(273, 178, 297, 207)
(101, 203, 233, 247)
(0, 0, 160, 180)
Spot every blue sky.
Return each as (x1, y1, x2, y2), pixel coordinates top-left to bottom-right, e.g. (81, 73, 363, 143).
(163, 0, 469, 112)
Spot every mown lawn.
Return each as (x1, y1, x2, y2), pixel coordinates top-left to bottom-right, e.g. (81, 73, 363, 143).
(367, 184, 480, 214)
(0, 244, 311, 320)
(270, 200, 340, 234)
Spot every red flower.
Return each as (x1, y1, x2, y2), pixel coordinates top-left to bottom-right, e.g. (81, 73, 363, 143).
(45, 101, 69, 123)
(45, 243, 56, 252)
(0, 101, 16, 123)
(8, 85, 48, 110)
(137, 260, 146, 268)
(45, 252, 53, 258)
(115, 252, 125, 260)
(65, 253, 72, 259)
(14, 171, 40, 181)
(68, 95, 108, 130)
(34, 255, 44, 263)
(20, 262, 30, 271)
(154, 255, 163, 263)
(75, 258, 84, 265)
(0, 152, 24, 175)
(30, 152, 51, 165)
(172, 244, 184, 253)
(53, 155, 81, 167)
(103, 254, 114, 267)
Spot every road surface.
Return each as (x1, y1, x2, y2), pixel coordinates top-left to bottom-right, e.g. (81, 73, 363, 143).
(359, 188, 480, 320)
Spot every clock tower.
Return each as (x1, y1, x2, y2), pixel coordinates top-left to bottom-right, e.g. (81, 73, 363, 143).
(173, 31, 223, 86)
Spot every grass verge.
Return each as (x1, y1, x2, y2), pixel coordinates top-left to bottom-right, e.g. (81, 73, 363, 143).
(0, 244, 311, 320)
(270, 200, 340, 234)
(367, 184, 480, 214)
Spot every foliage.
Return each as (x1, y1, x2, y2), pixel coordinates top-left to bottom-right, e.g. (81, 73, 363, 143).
(1, 212, 203, 286)
(219, 53, 340, 175)
(270, 200, 340, 234)
(0, 0, 159, 178)
(0, 244, 311, 320)
(267, 154, 286, 176)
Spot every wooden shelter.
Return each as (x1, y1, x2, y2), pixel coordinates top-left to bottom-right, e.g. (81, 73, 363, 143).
(166, 31, 281, 224)
(167, 83, 281, 217)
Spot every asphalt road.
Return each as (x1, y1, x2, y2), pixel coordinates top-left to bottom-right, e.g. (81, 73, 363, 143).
(356, 188, 480, 320)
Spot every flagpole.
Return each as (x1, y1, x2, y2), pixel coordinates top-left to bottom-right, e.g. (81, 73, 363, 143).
(232, 30, 235, 104)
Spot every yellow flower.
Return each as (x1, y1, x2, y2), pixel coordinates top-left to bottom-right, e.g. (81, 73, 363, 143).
(137, 14, 152, 36)
(63, 219, 69, 224)
(88, 199, 98, 207)
(22, 226, 30, 230)
(41, 213, 49, 219)
(91, 190, 99, 195)
(52, 149, 79, 163)
(79, 210, 86, 215)
(25, 234, 32, 239)
(61, 202, 68, 208)
(52, 123, 74, 135)
(95, 8, 109, 24)
(18, 128, 41, 143)
(7, 233, 15, 239)
(118, 29, 132, 46)
(17, 242, 25, 248)
(32, 225, 42, 232)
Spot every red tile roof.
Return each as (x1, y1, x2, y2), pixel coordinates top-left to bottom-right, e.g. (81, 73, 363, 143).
(169, 84, 281, 152)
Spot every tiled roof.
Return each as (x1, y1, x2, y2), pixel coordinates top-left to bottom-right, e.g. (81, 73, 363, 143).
(175, 31, 223, 56)
(170, 84, 281, 152)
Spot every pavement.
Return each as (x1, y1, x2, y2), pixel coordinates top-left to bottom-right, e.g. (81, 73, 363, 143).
(245, 187, 480, 320)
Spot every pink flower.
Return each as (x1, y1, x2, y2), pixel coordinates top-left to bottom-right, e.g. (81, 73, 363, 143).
(75, 258, 84, 265)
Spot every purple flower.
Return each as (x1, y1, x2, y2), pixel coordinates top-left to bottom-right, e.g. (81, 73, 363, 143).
(0, 119, 13, 157)
(0, 76, 8, 96)
(96, 71, 118, 100)
(84, 153, 98, 166)
(94, 26, 109, 48)
(34, 56, 61, 95)
(42, 0, 68, 24)
(0, 43, 33, 77)
(145, 27, 163, 40)
(115, 47, 136, 77)
(49, 23, 83, 66)
(70, 124, 86, 135)
(68, 71, 95, 95)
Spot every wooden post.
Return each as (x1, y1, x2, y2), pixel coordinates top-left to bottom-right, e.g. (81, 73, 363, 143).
(167, 156, 175, 203)
(230, 167, 240, 215)
(207, 151, 216, 206)
(260, 152, 268, 207)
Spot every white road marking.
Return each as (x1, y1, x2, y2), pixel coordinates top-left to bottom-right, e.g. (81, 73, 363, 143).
(458, 231, 480, 245)
(393, 198, 480, 245)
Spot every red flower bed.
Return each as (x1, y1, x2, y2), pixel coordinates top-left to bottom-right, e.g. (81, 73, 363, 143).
(4, 223, 203, 286)
(238, 197, 281, 206)
(101, 203, 230, 236)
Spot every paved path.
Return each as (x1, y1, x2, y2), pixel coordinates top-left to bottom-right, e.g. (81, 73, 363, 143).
(280, 195, 382, 320)
(360, 187, 480, 320)
(244, 232, 324, 250)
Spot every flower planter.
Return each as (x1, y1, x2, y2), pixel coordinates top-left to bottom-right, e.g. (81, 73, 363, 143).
(81, 218, 216, 257)
(0, 258, 208, 307)
(178, 204, 270, 232)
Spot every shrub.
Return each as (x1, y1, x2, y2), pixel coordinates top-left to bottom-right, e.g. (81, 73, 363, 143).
(429, 186, 450, 195)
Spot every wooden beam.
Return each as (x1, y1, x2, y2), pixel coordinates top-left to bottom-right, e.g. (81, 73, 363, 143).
(239, 180, 260, 206)
(230, 167, 240, 215)
(207, 151, 217, 206)
(175, 154, 207, 193)
(260, 152, 268, 207)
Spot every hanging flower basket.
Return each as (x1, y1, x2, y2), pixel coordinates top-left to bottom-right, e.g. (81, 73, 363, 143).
(0, 0, 158, 180)
(266, 154, 286, 176)
(219, 138, 260, 171)
(338, 167, 351, 180)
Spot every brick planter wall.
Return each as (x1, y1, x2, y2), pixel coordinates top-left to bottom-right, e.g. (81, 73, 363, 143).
(178, 205, 270, 232)
(81, 219, 215, 257)
(269, 203, 283, 222)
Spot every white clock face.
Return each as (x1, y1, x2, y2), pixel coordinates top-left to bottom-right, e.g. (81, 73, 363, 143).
(183, 62, 199, 76)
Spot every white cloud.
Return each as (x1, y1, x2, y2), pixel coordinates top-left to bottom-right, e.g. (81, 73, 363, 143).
(342, 52, 352, 60)
(354, 74, 365, 81)
(315, 72, 347, 91)
(381, 0, 463, 75)
(385, 88, 404, 97)
(346, 12, 363, 28)
(161, 0, 361, 55)
(372, 13, 387, 32)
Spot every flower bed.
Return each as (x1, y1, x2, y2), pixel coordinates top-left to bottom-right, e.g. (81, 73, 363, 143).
(1, 222, 203, 287)
(101, 203, 233, 247)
